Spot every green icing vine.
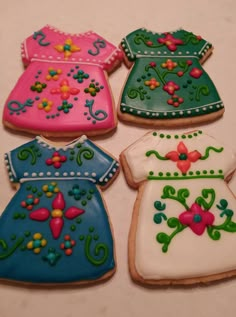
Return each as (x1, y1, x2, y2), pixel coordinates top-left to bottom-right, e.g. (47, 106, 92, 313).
(161, 185, 190, 209)
(195, 189, 215, 210)
(156, 218, 187, 253)
(146, 150, 168, 161)
(17, 145, 41, 165)
(84, 235, 109, 266)
(75, 144, 94, 166)
(195, 85, 210, 101)
(200, 146, 224, 160)
(0, 237, 24, 259)
(154, 185, 236, 252)
(127, 87, 147, 100)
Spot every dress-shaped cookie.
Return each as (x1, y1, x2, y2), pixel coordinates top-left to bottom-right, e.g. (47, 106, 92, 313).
(118, 28, 224, 127)
(3, 25, 123, 137)
(120, 130, 236, 285)
(0, 136, 119, 284)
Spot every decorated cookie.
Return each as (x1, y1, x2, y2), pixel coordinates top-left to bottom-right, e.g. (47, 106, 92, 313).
(2, 25, 123, 137)
(1, 136, 119, 284)
(118, 28, 224, 127)
(120, 130, 236, 285)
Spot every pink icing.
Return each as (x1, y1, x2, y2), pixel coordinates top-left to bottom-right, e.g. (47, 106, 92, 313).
(3, 25, 123, 136)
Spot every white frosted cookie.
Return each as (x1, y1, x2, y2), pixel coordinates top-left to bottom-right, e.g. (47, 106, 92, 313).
(120, 130, 236, 285)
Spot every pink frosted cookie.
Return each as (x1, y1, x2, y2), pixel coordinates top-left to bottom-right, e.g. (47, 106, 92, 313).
(3, 25, 123, 137)
(120, 130, 236, 285)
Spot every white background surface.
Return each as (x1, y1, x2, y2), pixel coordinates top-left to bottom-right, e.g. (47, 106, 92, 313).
(0, 0, 236, 316)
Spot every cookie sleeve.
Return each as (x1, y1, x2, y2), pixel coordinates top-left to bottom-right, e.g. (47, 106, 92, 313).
(79, 139, 120, 188)
(21, 26, 53, 66)
(4, 140, 35, 184)
(92, 34, 123, 72)
(121, 131, 161, 185)
(201, 134, 236, 180)
(182, 30, 213, 61)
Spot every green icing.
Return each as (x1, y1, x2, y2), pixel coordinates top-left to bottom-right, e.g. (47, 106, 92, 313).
(120, 29, 223, 120)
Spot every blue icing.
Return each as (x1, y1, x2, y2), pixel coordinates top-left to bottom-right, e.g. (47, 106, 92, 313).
(0, 136, 118, 283)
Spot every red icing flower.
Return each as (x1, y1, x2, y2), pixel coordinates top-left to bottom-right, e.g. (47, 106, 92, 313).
(21, 195, 40, 210)
(167, 94, 184, 107)
(165, 141, 202, 173)
(163, 81, 180, 95)
(161, 59, 177, 71)
(158, 33, 184, 51)
(29, 192, 85, 239)
(46, 152, 67, 169)
(144, 78, 160, 90)
(179, 203, 215, 235)
(60, 235, 76, 256)
(189, 68, 203, 79)
(149, 62, 156, 68)
(51, 79, 80, 100)
(146, 41, 153, 46)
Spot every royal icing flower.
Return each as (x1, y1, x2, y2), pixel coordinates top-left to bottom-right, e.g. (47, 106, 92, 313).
(68, 185, 86, 200)
(149, 62, 156, 68)
(84, 82, 103, 97)
(73, 70, 89, 83)
(144, 78, 160, 90)
(146, 40, 153, 46)
(43, 248, 61, 266)
(158, 33, 184, 51)
(31, 81, 47, 93)
(38, 98, 53, 112)
(189, 67, 203, 79)
(161, 59, 177, 71)
(51, 79, 80, 100)
(42, 182, 60, 198)
(46, 152, 67, 169)
(60, 235, 76, 256)
(27, 233, 47, 254)
(54, 38, 81, 59)
(163, 81, 180, 95)
(29, 192, 85, 239)
(21, 194, 40, 210)
(165, 141, 202, 173)
(167, 94, 184, 107)
(46, 67, 62, 81)
(57, 101, 73, 114)
(179, 203, 215, 235)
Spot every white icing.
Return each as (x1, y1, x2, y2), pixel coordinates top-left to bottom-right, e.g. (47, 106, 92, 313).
(123, 131, 236, 280)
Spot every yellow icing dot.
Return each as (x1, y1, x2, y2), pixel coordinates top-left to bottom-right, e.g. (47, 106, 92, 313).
(51, 209, 63, 218)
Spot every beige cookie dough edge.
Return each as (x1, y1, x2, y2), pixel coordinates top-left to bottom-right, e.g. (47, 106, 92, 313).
(117, 107, 225, 129)
(120, 152, 236, 286)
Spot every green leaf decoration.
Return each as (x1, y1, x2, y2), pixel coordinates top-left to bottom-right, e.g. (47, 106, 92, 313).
(195, 188, 216, 210)
(153, 213, 167, 224)
(220, 209, 234, 218)
(207, 227, 221, 240)
(217, 199, 228, 210)
(154, 201, 166, 211)
(156, 217, 186, 253)
(161, 185, 189, 209)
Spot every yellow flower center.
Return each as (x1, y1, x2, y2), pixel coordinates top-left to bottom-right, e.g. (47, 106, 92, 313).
(51, 209, 63, 218)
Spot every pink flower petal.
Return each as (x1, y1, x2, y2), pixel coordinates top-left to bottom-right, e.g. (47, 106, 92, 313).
(177, 141, 188, 154)
(165, 151, 179, 161)
(177, 160, 191, 173)
(179, 210, 193, 225)
(50, 218, 64, 239)
(52, 192, 65, 210)
(188, 150, 202, 162)
(29, 208, 50, 221)
(64, 207, 85, 219)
